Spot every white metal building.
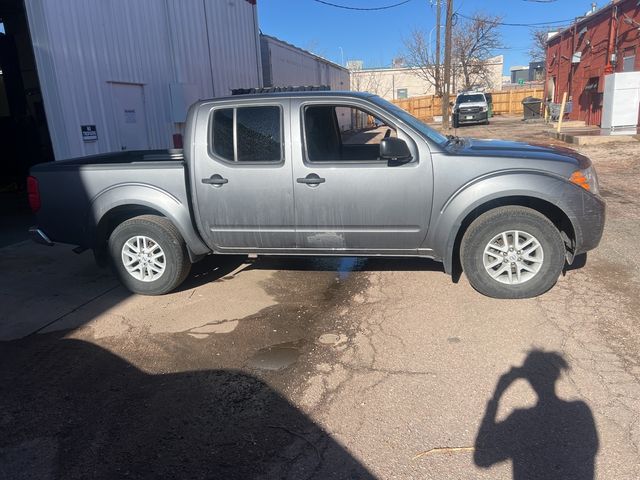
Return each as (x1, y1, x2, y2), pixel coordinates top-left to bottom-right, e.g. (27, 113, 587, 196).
(350, 56, 504, 101)
(23, 0, 262, 160)
(260, 34, 349, 92)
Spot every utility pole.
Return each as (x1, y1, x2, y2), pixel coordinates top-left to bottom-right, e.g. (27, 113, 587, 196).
(435, 0, 441, 96)
(441, 0, 453, 129)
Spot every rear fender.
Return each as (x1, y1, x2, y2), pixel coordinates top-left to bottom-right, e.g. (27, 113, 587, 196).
(88, 183, 209, 256)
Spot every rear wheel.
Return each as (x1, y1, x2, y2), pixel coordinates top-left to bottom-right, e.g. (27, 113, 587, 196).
(108, 215, 191, 295)
(460, 206, 565, 299)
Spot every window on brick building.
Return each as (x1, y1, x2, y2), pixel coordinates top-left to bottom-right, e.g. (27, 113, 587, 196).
(622, 47, 636, 72)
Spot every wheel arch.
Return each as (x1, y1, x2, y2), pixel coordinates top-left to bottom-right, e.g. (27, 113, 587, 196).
(446, 196, 576, 276)
(88, 185, 210, 264)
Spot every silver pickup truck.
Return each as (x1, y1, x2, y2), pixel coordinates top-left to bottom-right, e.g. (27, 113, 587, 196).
(28, 91, 605, 298)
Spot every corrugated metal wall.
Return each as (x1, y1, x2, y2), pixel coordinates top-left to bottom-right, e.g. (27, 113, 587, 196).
(261, 35, 350, 91)
(25, 0, 262, 160)
(260, 35, 350, 130)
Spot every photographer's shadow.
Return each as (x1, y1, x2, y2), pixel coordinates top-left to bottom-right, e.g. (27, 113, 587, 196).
(474, 350, 598, 480)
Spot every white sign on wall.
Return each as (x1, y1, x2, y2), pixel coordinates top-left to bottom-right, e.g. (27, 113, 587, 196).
(124, 109, 137, 124)
(81, 125, 98, 141)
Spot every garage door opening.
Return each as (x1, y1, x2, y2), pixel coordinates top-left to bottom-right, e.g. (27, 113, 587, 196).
(0, 0, 53, 245)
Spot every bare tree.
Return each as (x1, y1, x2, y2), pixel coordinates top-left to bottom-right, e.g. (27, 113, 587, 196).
(402, 29, 443, 96)
(350, 68, 393, 99)
(452, 13, 504, 91)
(528, 28, 549, 62)
(403, 13, 502, 95)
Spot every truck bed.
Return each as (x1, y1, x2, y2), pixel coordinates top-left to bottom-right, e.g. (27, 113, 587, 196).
(31, 149, 191, 249)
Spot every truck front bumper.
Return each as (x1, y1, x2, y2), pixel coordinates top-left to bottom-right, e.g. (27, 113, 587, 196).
(457, 111, 488, 124)
(564, 184, 606, 260)
(573, 196, 606, 255)
(29, 227, 54, 246)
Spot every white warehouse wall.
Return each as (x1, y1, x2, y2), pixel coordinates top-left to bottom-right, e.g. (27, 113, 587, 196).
(261, 35, 349, 91)
(351, 55, 505, 101)
(25, 0, 262, 160)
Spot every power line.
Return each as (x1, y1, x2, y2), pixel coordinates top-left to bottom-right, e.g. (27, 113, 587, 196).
(312, 0, 413, 11)
(456, 12, 573, 27)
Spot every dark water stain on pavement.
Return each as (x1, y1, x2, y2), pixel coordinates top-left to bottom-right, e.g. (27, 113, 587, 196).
(247, 340, 305, 371)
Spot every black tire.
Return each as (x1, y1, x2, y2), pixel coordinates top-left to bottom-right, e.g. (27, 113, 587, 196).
(460, 206, 565, 299)
(452, 114, 459, 128)
(108, 215, 191, 295)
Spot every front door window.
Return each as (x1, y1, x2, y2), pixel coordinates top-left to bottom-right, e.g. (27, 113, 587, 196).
(304, 105, 396, 163)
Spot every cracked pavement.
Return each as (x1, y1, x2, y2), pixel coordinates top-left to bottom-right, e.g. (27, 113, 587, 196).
(1, 118, 639, 479)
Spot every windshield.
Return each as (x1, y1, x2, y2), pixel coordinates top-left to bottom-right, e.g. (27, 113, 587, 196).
(369, 95, 448, 145)
(456, 94, 485, 104)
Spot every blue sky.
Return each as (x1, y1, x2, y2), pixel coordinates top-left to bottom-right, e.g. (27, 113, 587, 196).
(258, 0, 595, 75)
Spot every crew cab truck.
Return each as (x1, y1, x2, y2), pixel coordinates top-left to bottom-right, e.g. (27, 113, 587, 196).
(28, 91, 605, 299)
(452, 91, 490, 128)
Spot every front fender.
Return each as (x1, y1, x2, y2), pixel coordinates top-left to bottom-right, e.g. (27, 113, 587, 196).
(423, 171, 589, 274)
(88, 183, 210, 255)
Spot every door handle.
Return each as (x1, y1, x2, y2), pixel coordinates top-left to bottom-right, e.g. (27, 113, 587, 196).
(297, 173, 325, 186)
(202, 174, 228, 186)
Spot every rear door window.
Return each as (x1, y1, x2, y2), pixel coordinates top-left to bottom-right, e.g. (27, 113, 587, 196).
(212, 109, 234, 161)
(210, 105, 282, 163)
(236, 106, 281, 162)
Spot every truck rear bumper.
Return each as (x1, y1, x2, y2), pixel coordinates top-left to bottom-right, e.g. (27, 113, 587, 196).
(29, 227, 54, 246)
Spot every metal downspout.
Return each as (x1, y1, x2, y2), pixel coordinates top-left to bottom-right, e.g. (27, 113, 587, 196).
(605, 5, 618, 74)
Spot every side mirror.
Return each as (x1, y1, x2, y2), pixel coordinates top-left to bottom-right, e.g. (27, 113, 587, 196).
(380, 137, 412, 165)
(449, 101, 454, 107)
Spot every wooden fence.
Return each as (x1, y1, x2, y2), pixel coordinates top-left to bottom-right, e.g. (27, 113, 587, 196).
(392, 88, 544, 122)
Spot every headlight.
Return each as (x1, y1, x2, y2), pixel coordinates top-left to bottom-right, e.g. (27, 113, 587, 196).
(569, 166, 600, 195)
(481, 106, 488, 112)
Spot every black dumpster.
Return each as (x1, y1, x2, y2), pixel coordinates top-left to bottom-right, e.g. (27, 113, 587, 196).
(522, 97, 542, 119)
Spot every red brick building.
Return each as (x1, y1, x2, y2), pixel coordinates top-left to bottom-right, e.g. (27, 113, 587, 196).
(545, 0, 640, 126)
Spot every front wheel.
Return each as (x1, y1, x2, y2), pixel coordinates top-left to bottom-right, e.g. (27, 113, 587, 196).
(108, 215, 191, 295)
(460, 206, 565, 299)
